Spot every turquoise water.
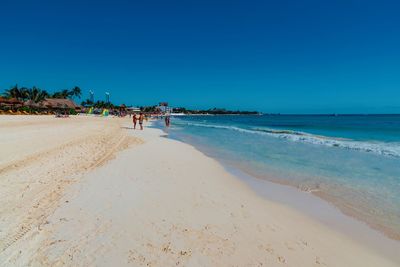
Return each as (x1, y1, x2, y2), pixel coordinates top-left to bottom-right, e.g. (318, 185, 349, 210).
(157, 114, 400, 239)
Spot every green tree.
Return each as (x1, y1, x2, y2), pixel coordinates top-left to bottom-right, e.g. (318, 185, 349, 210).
(81, 98, 94, 106)
(94, 100, 107, 108)
(26, 87, 49, 103)
(19, 87, 29, 101)
(52, 87, 81, 99)
(71, 86, 82, 99)
(4, 85, 23, 100)
(52, 91, 62, 98)
(52, 89, 70, 99)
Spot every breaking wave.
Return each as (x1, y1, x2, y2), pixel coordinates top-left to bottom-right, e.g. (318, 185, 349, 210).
(175, 122, 400, 158)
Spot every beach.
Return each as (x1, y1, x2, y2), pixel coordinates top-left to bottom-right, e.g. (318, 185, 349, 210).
(1, 115, 399, 266)
(166, 115, 400, 240)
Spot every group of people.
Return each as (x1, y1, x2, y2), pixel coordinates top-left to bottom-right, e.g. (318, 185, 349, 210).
(131, 113, 171, 130)
(132, 113, 145, 130)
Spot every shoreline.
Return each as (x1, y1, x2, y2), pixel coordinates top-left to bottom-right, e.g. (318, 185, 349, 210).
(157, 122, 400, 261)
(159, 120, 400, 242)
(1, 116, 399, 266)
(222, 165, 400, 262)
(224, 159, 400, 241)
(154, 121, 400, 265)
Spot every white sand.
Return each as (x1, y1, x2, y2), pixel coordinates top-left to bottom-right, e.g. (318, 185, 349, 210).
(0, 115, 399, 266)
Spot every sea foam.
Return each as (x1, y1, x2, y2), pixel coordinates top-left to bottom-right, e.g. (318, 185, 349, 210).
(177, 122, 400, 158)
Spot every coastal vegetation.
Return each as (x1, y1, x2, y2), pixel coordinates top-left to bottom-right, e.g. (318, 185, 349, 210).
(1, 85, 82, 102)
(1, 85, 258, 115)
(172, 107, 259, 115)
(81, 99, 116, 109)
(0, 84, 130, 116)
(125, 106, 259, 114)
(0, 85, 82, 115)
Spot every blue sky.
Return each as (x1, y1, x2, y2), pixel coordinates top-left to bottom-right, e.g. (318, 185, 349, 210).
(1, 0, 400, 113)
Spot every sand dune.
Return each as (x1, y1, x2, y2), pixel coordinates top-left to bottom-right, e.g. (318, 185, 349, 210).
(0, 116, 398, 266)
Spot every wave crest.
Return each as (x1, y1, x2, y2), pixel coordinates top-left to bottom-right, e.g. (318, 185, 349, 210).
(176, 122, 400, 158)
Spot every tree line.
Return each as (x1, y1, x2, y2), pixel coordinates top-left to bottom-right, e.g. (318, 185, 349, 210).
(1, 85, 82, 103)
(172, 107, 259, 115)
(81, 99, 116, 109)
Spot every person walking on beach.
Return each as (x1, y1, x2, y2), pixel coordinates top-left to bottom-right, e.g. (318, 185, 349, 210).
(165, 115, 170, 127)
(132, 113, 137, 129)
(139, 112, 144, 130)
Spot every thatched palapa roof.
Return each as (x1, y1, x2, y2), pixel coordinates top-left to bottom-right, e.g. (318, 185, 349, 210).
(0, 97, 23, 105)
(24, 100, 45, 108)
(42, 98, 80, 109)
(1, 97, 81, 111)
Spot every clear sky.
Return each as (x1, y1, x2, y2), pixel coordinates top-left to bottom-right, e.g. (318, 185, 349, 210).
(1, 0, 400, 113)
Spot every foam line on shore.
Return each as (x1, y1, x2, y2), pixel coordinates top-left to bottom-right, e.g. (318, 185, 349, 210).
(174, 121, 400, 157)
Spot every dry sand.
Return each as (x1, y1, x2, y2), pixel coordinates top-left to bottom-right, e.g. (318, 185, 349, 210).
(0, 115, 140, 264)
(0, 115, 399, 266)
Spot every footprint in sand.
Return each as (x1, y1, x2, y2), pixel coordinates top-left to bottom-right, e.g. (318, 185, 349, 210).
(277, 256, 286, 264)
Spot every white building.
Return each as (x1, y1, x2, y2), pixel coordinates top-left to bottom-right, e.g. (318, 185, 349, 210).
(127, 106, 141, 113)
(157, 102, 173, 114)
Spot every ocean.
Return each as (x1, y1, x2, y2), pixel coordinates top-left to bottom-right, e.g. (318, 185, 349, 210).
(155, 114, 400, 240)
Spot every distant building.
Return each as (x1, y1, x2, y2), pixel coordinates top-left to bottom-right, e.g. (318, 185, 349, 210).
(156, 102, 173, 114)
(127, 106, 141, 113)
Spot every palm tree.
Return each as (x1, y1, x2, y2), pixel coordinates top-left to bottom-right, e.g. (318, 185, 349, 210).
(81, 98, 94, 107)
(94, 100, 108, 108)
(52, 89, 70, 99)
(62, 89, 71, 98)
(19, 87, 29, 101)
(52, 91, 61, 98)
(27, 87, 38, 102)
(4, 85, 22, 99)
(26, 87, 49, 103)
(71, 86, 82, 99)
(41, 90, 50, 98)
(3, 85, 30, 100)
